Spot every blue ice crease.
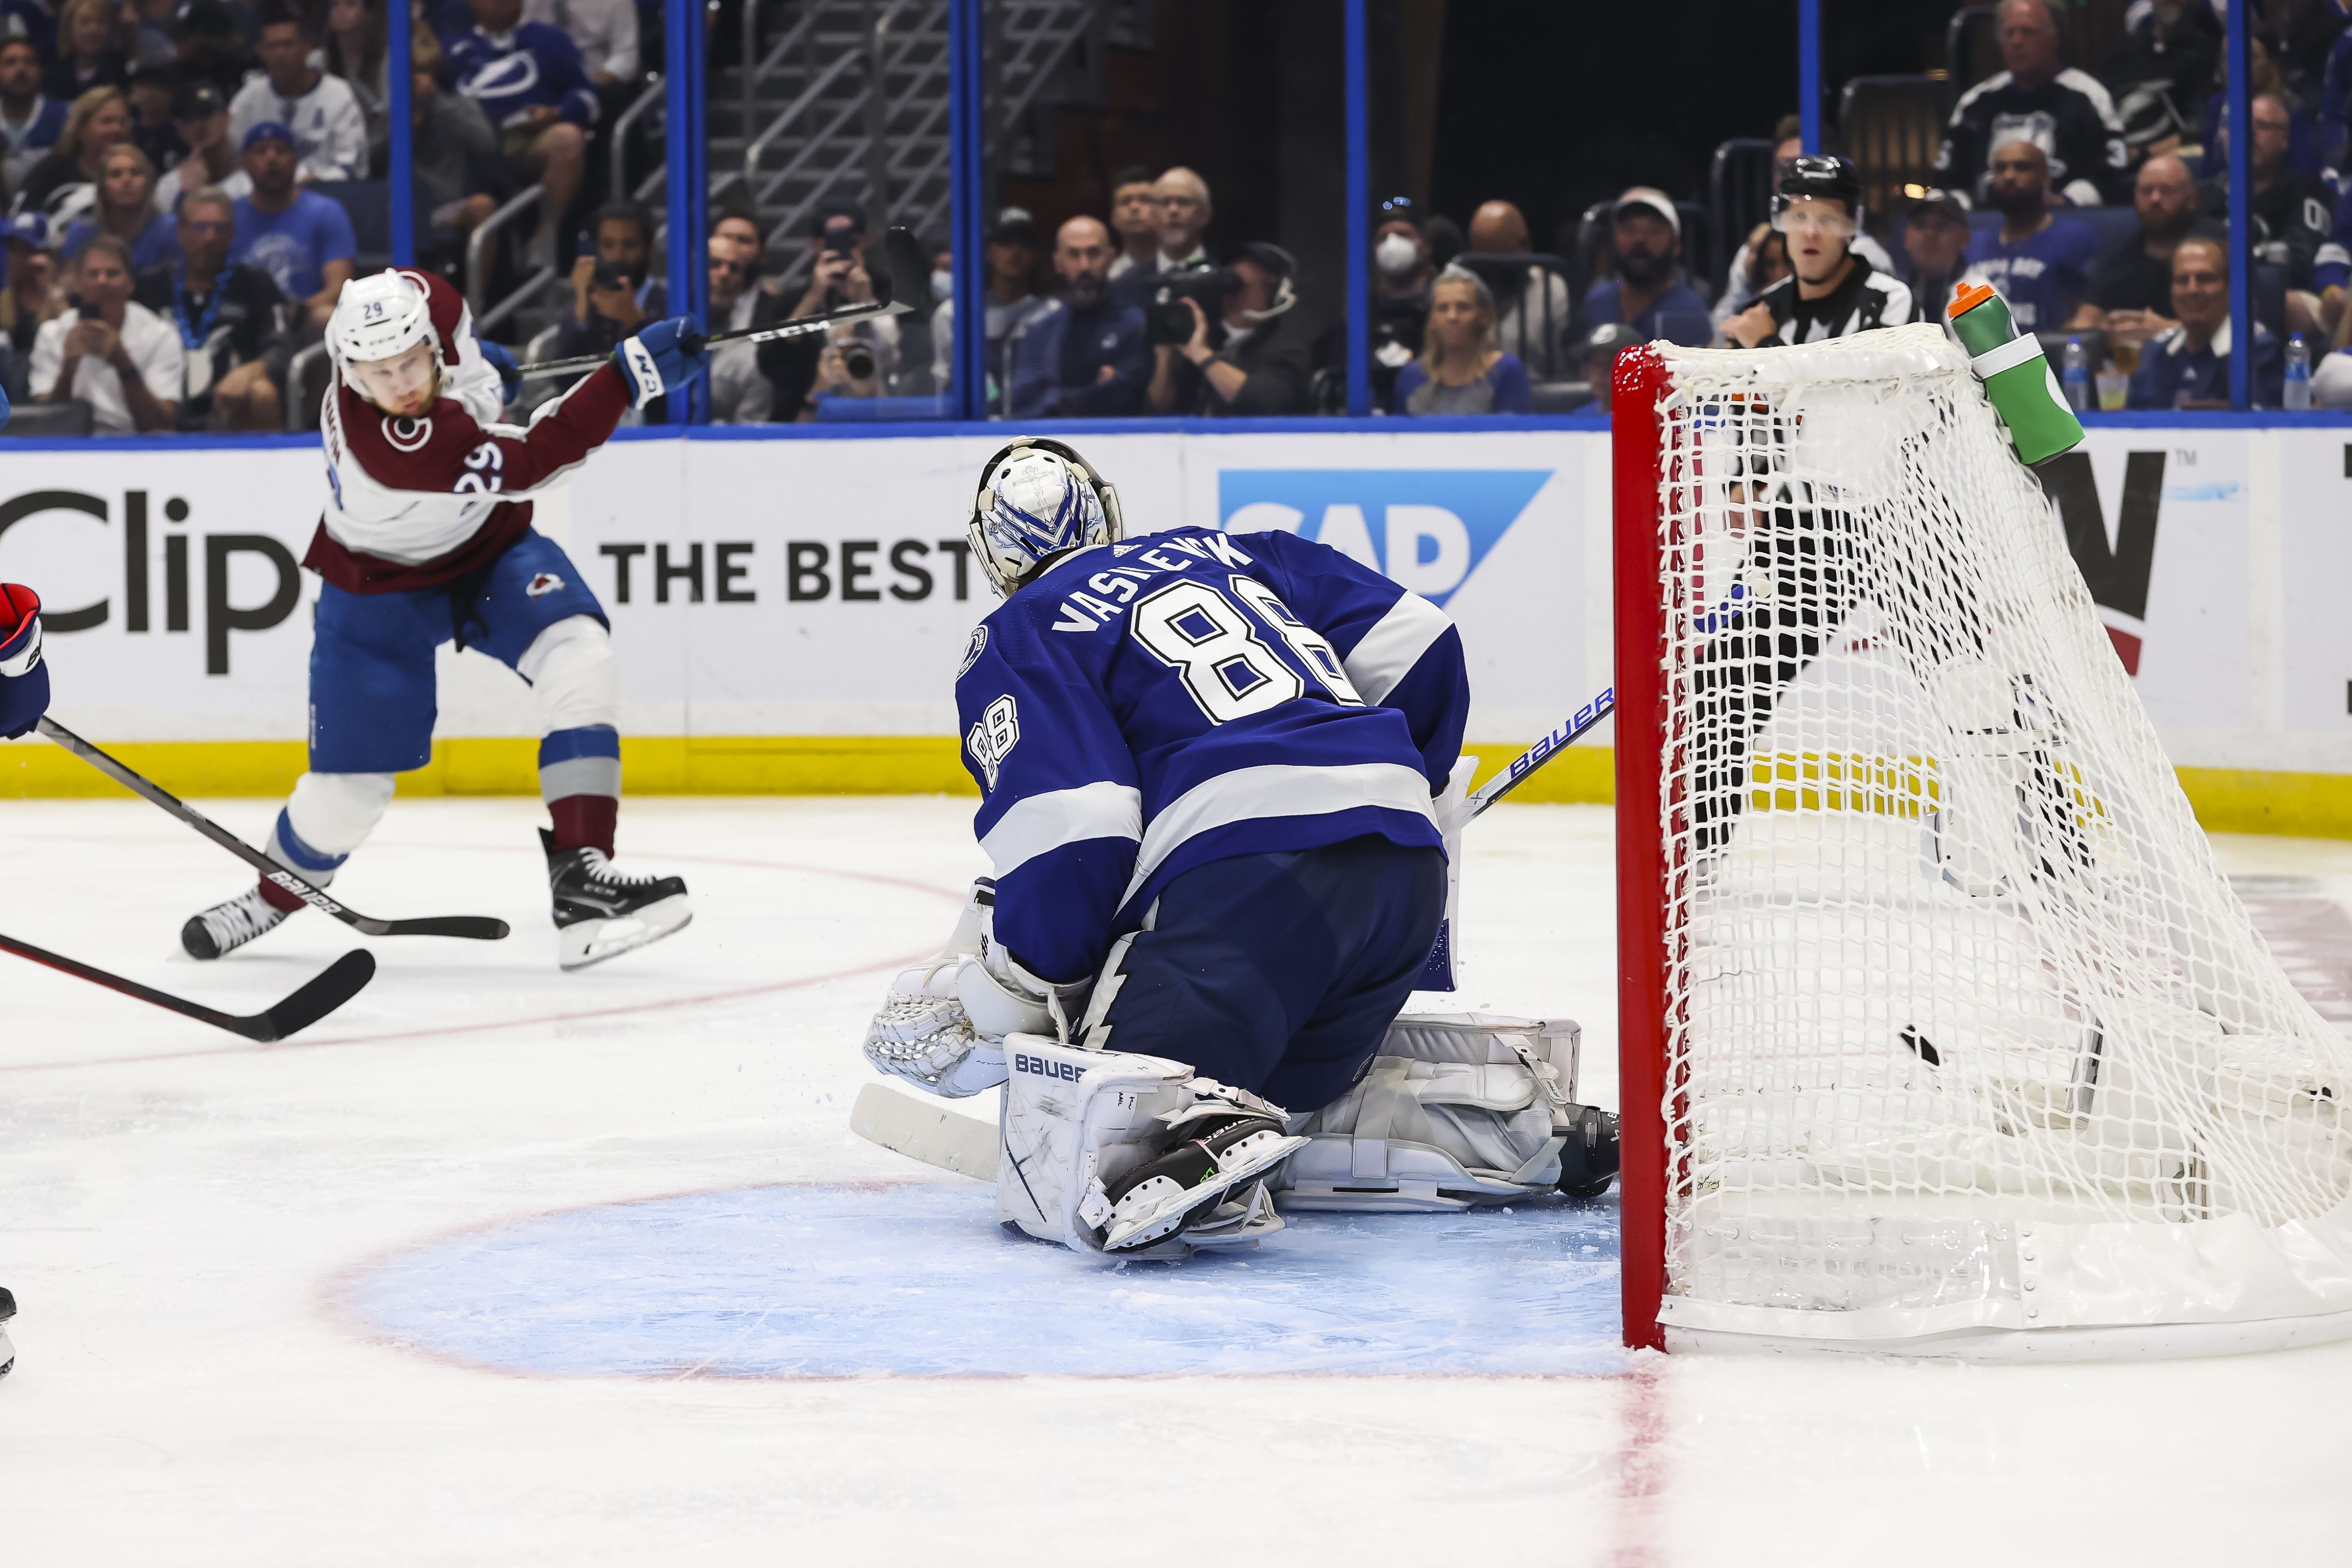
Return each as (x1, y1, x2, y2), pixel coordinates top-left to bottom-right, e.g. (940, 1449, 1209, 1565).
(348, 1182, 1629, 1377)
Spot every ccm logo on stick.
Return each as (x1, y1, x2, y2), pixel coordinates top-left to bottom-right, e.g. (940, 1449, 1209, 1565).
(1014, 1053, 1084, 1082)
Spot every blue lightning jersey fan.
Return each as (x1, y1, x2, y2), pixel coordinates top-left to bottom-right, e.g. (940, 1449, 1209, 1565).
(956, 525, 1469, 985)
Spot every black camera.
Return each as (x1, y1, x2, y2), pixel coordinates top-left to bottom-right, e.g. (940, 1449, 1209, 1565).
(840, 340, 877, 381)
(590, 258, 638, 294)
(1143, 266, 1237, 347)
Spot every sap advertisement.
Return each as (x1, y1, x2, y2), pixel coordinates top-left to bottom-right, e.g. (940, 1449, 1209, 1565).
(0, 425, 2342, 777)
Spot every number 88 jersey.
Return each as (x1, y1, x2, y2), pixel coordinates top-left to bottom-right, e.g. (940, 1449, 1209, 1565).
(955, 524, 1470, 986)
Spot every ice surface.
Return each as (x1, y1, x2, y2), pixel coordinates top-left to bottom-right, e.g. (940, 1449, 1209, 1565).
(346, 1182, 1624, 1378)
(0, 793, 2349, 1565)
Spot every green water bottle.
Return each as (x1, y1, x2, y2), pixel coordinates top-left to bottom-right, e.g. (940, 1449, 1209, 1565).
(1947, 280, 2085, 467)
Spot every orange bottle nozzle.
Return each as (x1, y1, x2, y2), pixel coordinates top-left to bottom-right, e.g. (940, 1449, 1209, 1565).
(1949, 281, 1996, 320)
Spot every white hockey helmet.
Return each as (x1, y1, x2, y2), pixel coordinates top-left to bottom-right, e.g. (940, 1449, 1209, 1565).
(967, 437, 1124, 598)
(326, 270, 441, 395)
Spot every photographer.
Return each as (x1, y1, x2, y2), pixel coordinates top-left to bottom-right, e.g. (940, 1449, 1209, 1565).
(1144, 241, 1312, 417)
(553, 199, 663, 360)
(762, 198, 899, 419)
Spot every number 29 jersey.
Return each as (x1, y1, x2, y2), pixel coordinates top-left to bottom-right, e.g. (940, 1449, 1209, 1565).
(955, 524, 1470, 985)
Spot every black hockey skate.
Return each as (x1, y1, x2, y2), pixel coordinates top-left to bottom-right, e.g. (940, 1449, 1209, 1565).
(182, 885, 293, 960)
(540, 829, 692, 970)
(1, 1283, 16, 1378)
(1098, 1109, 1300, 1253)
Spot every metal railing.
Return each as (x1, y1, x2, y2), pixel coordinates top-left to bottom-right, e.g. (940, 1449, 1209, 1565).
(610, 75, 665, 205)
(731, 0, 1091, 295)
(285, 341, 327, 432)
(467, 184, 562, 338)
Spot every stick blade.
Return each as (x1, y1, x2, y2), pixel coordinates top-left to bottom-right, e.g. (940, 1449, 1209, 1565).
(378, 916, 510, 941)
(851, 1080, 998, 1180)
(255, 949, 377, 1041)
(876, 226, 927, 314)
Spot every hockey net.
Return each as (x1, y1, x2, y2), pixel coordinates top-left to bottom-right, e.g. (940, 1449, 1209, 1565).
(1612, 323, 2352, 1357)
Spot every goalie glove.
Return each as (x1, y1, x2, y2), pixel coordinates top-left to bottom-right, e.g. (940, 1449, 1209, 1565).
(861, 882, 1090, 1098)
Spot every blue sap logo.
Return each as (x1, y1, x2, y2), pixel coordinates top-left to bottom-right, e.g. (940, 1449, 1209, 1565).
(1216, 469, 1553, 608)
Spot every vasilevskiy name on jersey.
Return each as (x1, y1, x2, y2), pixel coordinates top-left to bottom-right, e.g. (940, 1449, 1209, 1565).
(956, 525, 1470, 984)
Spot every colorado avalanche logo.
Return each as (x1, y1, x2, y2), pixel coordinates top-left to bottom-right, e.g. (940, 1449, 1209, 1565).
(956, 625, 988, 676)
(525, 572, 564, 597)
(382, 415, 433, 452)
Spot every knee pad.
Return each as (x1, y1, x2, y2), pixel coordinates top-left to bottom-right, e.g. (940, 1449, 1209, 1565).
(1272, 1014, 1605, 1212)
(277, 771, 396, 869)
(517, 615, 621, 734)
(996, 1038, 1302, 1255)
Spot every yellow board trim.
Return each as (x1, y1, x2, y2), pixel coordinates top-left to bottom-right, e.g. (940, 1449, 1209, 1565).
(1, 737, 2345, 840)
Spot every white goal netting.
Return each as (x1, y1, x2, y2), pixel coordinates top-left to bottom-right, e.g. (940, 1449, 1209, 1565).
(1636, 324, 2352, 1353)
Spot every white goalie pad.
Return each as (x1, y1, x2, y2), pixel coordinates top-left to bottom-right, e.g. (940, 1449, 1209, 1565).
(1274, 1013, 1584, 1212)
(997, 1036, 1304, 1255)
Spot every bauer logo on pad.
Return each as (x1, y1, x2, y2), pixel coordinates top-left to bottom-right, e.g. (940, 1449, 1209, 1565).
(1215, 469, 1552, 607)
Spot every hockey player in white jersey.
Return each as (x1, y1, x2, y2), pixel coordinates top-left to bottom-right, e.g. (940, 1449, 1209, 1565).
(181, 268, 701, 969)
(863, 438, 1618, 1256)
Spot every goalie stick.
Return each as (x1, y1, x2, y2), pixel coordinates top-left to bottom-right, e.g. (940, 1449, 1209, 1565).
(0, 932, 374, 1042)
(1467, 685, 1615, 820)
(37, 718, 509, 942)
(511, 227, 929, 380)
(854, 684, 1620, 1179)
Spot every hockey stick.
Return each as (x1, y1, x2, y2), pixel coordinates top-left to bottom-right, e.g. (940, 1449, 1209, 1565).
(510, 227, 930, 380)
(852, 1081, 997, 1182)
(36, 718, 510, 942)
(855, 685, 1624, 1179)
(1466, 685, 1615, 820)
(0, 932, 375, 1042)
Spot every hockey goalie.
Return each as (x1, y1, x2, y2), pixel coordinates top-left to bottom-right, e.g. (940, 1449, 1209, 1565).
(862, 438, 1618, 1256)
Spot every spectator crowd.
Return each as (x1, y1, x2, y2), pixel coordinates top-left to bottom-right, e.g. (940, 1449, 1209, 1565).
(2, 0, 2349, 428)
(0, 0, 626, 428)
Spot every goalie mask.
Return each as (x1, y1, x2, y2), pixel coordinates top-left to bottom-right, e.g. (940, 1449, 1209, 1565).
(967, 437, 1124, 598)
(326, 270, 444, 412)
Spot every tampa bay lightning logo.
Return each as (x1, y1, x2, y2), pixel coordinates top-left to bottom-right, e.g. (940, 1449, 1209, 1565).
(382, 415, 433, 452)
(956, 625, 988, 677)
(463, 54, 543, 103)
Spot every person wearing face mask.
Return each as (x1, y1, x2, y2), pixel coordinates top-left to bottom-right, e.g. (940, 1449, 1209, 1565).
(1365, 216, 1434, 405)
(1577, 187, 1713, 348)
(1958, 139, 2100, 332)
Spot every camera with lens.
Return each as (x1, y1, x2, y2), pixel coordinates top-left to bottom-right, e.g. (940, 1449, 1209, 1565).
(590, 257, 638, 295)
(839, 339, 878, 381)
(1143, 266, 1239, 346)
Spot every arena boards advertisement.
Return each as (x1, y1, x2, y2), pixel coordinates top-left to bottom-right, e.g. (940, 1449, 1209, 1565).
(0, 423, 2344, 822)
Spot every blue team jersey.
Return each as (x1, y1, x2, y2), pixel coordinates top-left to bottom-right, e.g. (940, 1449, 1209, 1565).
(957, 525, 1469, 985)
(1963, 217, 2099, 332)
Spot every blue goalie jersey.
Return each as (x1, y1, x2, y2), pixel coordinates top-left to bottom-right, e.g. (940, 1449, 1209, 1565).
(956, 525, 1470, 985)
